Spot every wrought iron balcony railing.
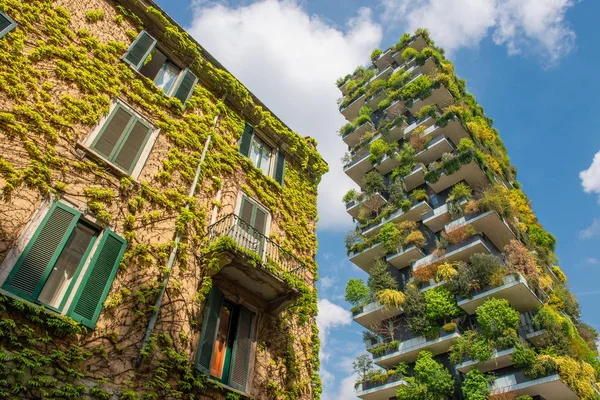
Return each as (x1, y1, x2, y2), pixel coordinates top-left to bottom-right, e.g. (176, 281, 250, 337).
(206, 213, 307, 282)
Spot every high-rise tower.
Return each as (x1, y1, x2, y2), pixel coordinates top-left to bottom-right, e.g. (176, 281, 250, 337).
(338, 30, 599, 400)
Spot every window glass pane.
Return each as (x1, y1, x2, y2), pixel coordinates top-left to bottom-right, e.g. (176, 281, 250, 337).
(0, 13, 10, 32)
(210, 304, 232, 379)
(155, 62, 180, 94)
(37, 222, 96, 309)
(138, 48, 167, 80)
(250, 136, 271, 175)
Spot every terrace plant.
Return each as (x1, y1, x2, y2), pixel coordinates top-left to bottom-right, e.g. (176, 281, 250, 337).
(401, 74, 432, 100)
(504, 239, 539, 279)
(377, 289, 406, 309)
(449, 329, 494, 364)
(345, 278, 370, 308)
(401, 47, 418, 62)
(392, 144, 417, 179)
(477, 298, 520, 341)
(377, 222, 403, 253)
(368, 260, 398, 294)
(369, 139, 396, 163)
(396, 351, 455, 400)
(477, 184, 514, 219)
(461, 370, 492, 400)
(409, 189, 428, 203)
(364, 170, 385, 195)
(448, 253, 508, 298)
(370, 48, 382, 62)
(424, 286, 462, 324)
(405, 229, 426, 249)
(353, 354, 375, 383)
(447, 182, 472, 217)
(417, 104, 438, 120)
(388, 69, 412, 90)
(442, 224, 476, 246)
(342, 188, 359, 204)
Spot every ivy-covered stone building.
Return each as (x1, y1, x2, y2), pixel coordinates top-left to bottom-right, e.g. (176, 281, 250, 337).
(0, 0, 327, 399)
(339, 31, 600, 399)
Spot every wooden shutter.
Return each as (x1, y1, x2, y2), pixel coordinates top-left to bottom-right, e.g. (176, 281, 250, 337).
(123, 31, 156, 70)
(172, 69, 198, 105)
(229, 306, 255, 391)
(67, 230, 126, 328)
(239, 123, 254, 157)
(92, 106, 133, 159)
(113, 119, 152, 173)
(274, 149, 285, 187)
(253, 208, 267, 236)
(3, 202, 80, 302)
(195, 288, 224, 375)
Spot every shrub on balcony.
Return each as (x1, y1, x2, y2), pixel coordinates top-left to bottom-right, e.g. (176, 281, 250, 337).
(417, 104, 438, 120)
(477, 184, 514, 219)
(342, 188, 359, 205)
(528, 223, 557, 252)
(401, 74, 432, 100)
(408, 189, 428, 203)
(461, 370, 492, 400)
(353, 354, 375, 384)
(424, 286, 462, 323)
(476, 298, 520, 341)
(393, 143, 416, 176)
(377, 289, 406, 309)
(504, 239, 540, 279)
(404, 284, 429, 336)
(369, 139, 396, 163)
(396, 351, 455, 400)
(409, 129, 431, 152)
(552, 265, 567, 283)
(448, 253, 508, 297)
(367, 79, 387, 99)
(401, 47, 418, 62)
(447, 182, 472, 217)
(388, 69, 412, 89)
(442, 225, 476, 246)
(356, 106, 372, 124)
(449, 329, 494, 365)
(345, 229, 370, 254)
(424, 168, 441, 184)
(395, 33, 412, 51)
(370, 48, 382, 62)
(457, 137, 475, 152)
(405, 230, 426, 249)
(436, 262, 459, 281)
(377, 222, 402, 253)
(368, 260, 398, 293)
(345, 80, 357, 94)
(377, 98, 392, 112)
(345, 278, 370, 308)
(336, 74, 351, 87)
(363, 171, 385, 196)
(412, 263, 439, 283)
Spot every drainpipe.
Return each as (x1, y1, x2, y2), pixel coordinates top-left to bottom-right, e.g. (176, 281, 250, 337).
(136, 103, 223, 367)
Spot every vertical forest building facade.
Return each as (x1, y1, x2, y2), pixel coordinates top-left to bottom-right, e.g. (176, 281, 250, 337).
(338, 31, 600, 400)
(0, 0, 327, 399)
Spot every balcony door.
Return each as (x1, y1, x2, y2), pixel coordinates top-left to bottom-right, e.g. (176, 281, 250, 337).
(237, 196, 268, 257)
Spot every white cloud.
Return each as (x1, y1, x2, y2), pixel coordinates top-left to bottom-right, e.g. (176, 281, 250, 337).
(319, 276, 336, 290)
(187, 0, 382, 231)
(381, 0, 578, 63)
(316, 299, 352, 361)
(323, 374, 358, 400)
(580, 219, 600, 240)
(581, 151, 600, 201)
(586, 257, 599, 265)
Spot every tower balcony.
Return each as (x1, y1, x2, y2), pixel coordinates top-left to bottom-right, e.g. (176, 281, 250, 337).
(352, 300, 403, 329)
(341, 93, 367, 121)
(408, 85, 454, 115)
(369, 65, 394, 84)
(403, 116, 435, 139)
(204, 214, 307, 313)
(386, 245, 425, 270)
(422, 200, 467, 233)
(374, 328, 461, 368)
(385, 99, 406, 118)
(456, 347, 516, 374)
(403, 164, 426, 191)
(415, 136, 454, 164)
(373, 48, 396, 70)
(366, 88, 388, 111)
(356, 374, 408, 400)
(456, 272, 542, 315)
(490, 372, 580, 400)
(445, 209, 516, 250)
(419, 118, 470, 145)
(343, 151, 372, 186)
(349, 241, 387, 273)
(342, 120, 374, 148)
(346, 192, 388, 219)
(391, 36, 429, 66)
(413, 234, 495, 272)
(427, 160, 488, 193)
(361, 200, 432, 238)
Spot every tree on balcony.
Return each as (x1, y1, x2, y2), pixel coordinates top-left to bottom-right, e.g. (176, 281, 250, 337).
(396, 351, 454, 400)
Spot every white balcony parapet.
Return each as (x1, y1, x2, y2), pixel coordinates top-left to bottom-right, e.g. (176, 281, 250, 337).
(456, 347, 516, 373)
(356, 375, 408, 400)
(445, 209, 516, 250)
(374, 330, 460, 368)
(362, 200, 432, 238)
(353, 300, 403, 329)
(413, 234, 494, 272)
(346, 192, 388, 219)
(490, 373, 579, 400)
(348, 241, 387, 273)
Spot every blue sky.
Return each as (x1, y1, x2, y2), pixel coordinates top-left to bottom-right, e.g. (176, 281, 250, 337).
(154, 0, 600, 398)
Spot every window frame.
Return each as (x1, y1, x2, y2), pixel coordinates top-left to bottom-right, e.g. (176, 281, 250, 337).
(238, 124, 279, 179)
(0, 10, 17, 39)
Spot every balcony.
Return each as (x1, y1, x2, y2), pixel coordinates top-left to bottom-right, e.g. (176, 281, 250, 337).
(415, 136, 453, 164)
(403, 164, 426, 191)
(342, 120, 374, 148)
(409, 85, 454, 116)
(356, 375, 407, 400)
(456, 347, 516, 373)
(374, 329, 461, 368)
(362, 200, 432, 238)
(391, 36, 429, 65)
(344, 151, 372, 186)
(385, 99, 406, 118)
(423, 203, 453, 232)
(353, 300, 403, 329)
(341, 93, 366, 121)
(422, 118, 469, 145)
(366, 88, 388, 110)
(445, 210, 516, 250)
(347, 192, 388, 219)
(374, 48, 395, 70)
(370, 65, 394, 83)
(386, 245, 425, 270)
(490, 372, 579, 400)
(457, 272, 542, 314)
(427, 160, 488, 193)
(413, 234, 495, 272)
(205, 214, 307, 313)
(349, 241, 387, 273)
(356, 374, 408, 400)
(403, 116, 435, 139)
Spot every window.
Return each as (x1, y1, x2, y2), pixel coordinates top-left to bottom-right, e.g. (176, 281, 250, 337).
(2, 202, 127, 328)
(89, 102, 154, 175)
(123, 31, 198, 105)
(239, 123, 286, 186)
(0, 11, 16, 39)
(196, 288, 255, 392)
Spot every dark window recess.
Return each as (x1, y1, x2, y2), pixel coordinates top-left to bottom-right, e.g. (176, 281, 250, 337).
(123, 31, 197, 104)
(0, 11, 17, 38)
(196, 287, 255, 392)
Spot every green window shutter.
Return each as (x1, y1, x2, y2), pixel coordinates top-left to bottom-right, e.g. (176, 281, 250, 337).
(229, 306, 254, 392)
(92, 105, 134, 159)
(274, 149, 285, 187)
(172, 69, 198, 105)
(195, 288, 224, 375)
(113, 119, 153, 173)
(0, 11, 16, 38)
(123, 31, 156, 70)
(238, 123, 254, 158)
(3, 202, 80, 302)
(67, 230, 126, 328)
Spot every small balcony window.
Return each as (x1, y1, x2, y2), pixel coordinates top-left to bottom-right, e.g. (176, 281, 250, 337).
(1, 201, 127, 328)
(123, 31, 198, 105)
